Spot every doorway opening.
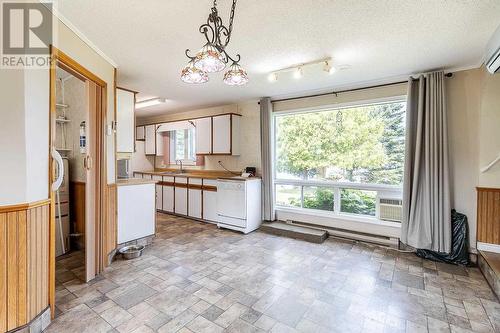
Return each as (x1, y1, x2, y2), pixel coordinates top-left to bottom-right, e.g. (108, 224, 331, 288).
(49, 47, 108, 317)
(53, 65, 88, 287)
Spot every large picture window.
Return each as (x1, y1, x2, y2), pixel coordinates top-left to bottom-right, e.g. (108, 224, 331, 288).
(274, 99, 406, 220)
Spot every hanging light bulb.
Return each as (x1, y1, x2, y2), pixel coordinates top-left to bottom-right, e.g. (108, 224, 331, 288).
(223, 62, 249, 86)
(268, 72, 278, 82)
(194, 43, 226, 73)
(293, 66, 303, 79)
(180, 60, 209, 84)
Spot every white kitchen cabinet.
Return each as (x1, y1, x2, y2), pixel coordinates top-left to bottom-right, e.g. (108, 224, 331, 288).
(202, 179, 218, 222)
(136, 126, 145, 141)
(188, 178, 202, 219)
(203, 193, 217, 222)
(212, 114, 240, 155)
(117, 182, 155, 244)
(156, 125, 164, 156)
(174, 177, 188, 215)
(195, 117, 212, 154)
(162, 177, 174, 213)
(116, 88, 136, 153)
(145, 125, 156, 155)
(152, 175, 162, 210)
(175, 188, 187, 215)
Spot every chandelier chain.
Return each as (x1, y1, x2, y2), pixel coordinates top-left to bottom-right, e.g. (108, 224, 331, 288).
(227, 0, 237, 41)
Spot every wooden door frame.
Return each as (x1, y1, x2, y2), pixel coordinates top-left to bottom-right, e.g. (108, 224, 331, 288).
(48, 46, 108, 318)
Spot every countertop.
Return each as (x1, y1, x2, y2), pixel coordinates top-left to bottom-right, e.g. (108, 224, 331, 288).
(135, 170, 237, 179)
(134, 170, 261, 181)
(117, 178, 158, 186)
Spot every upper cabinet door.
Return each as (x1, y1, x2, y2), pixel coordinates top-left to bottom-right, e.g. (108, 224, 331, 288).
(136, 126, 145, 141)
(212, 114, 240, 155)
(145, 124, 156, 155)
(156, 125, 164, 156)
(212, 115, 231, 154)
(195, 117, 212, 154)
(116, 89, 135, 153)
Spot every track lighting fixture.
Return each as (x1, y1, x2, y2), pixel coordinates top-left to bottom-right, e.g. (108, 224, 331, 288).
(324, 60, 336, 74)
(293, 67, 303, 79)
(268, 72, 278, 82)
(267, 57, 347, 82)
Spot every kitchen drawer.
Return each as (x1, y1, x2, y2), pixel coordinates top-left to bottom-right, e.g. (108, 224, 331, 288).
(189, 178, 202, 185)
(163, 176, 174, 183)
(203, 179, 217, 187)
(175, 176, 188, 184)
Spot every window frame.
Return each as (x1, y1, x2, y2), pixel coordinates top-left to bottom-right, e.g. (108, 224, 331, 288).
(272, 95, 406, 224)
(169, 128, 196, 165)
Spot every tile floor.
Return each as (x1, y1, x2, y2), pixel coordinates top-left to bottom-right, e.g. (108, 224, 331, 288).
(46, 213, 500, 333)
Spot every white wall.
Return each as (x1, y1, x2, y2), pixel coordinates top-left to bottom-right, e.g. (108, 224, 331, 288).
(130, 141, 154, 172)
(478, 69, 500, 186)
(446, 67, 500, 251)
(0, 5, 116, 205)
(24, 69, 51, 202)
(446, 69, 481, 251)
(0, 70, 27, 204)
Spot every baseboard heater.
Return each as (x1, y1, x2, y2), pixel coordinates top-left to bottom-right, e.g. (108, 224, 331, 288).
(285, 219, 400, 248)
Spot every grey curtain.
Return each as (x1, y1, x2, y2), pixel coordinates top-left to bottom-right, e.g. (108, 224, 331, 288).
(260, 97, 275, 221)
(401, 71, 451, 253)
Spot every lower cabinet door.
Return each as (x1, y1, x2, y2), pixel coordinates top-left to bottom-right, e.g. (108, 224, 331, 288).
(188, 189, 202, 219)
(174, 187, 188, 215)
(203, 190, 218, 222)
(162, 185, 174, 212)
(152, 176, 162, 210)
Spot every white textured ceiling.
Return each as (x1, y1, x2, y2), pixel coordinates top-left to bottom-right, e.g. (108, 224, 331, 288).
(53, 0, 500, 117)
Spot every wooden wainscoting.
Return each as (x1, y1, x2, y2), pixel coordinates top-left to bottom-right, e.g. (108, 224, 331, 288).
(477, 187, 500, 245)
(103, 184, 117, 267)
(0, 199, 50, 332)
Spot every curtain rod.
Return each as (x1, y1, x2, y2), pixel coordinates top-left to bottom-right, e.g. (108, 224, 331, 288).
(266, 72, 453, 104)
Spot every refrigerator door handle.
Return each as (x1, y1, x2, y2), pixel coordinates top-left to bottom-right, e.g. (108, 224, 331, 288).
(51, 148, 64, 191)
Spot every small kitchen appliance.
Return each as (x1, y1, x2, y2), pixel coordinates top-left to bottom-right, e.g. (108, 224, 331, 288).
(216, 178, 262, 234)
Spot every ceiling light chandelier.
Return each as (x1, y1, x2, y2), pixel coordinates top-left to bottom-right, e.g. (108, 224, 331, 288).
(181, 0, 248, 86)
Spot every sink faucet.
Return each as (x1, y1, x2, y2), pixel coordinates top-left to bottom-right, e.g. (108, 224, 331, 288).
(176, 159, 184, 173)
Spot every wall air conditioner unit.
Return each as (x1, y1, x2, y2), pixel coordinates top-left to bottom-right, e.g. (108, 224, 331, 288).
(485, 25, 500, 74)
(378, 198, 403, 223)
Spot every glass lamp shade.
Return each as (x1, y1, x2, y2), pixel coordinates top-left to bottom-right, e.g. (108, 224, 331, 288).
(194, 43, 226, 73)
(223, 63, 249, 86)
(180, 61, 209, 84)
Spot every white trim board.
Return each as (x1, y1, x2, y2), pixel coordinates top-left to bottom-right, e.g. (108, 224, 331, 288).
(477, 242, 500, 254)
(276, 207, 401, 239)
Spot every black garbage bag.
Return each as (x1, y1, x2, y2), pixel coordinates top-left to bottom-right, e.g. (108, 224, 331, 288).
(415, 209, 470, 266)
